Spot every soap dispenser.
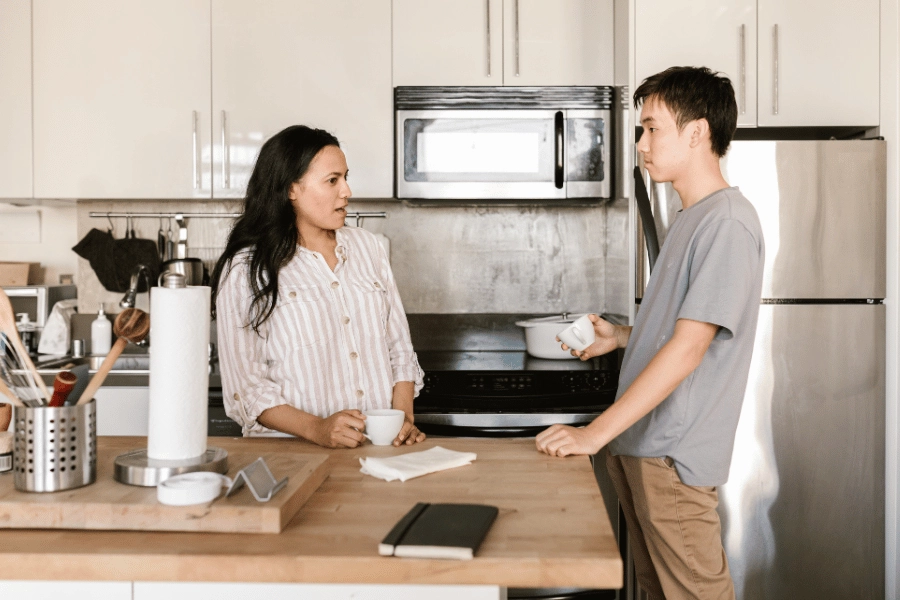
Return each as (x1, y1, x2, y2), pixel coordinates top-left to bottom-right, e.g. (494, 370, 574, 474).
(91, 304, 112, 356)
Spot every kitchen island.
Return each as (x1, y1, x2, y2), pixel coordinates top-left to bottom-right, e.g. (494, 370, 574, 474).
(0, 436, 622, 599)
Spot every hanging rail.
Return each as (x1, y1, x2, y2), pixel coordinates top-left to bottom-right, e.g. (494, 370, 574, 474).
(89, 211, 387, 219)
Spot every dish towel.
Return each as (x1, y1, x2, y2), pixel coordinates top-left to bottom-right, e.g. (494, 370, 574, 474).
(359, 446, 477, 482)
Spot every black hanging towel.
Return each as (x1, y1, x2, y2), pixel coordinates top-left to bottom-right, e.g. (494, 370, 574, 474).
(72, 228, 160, 293)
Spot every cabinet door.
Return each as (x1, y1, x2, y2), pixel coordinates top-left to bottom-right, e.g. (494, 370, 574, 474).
(0, 0, 32, 199)
(504, 0, 614, 86)
(33, 0, 211, 199)
(393, 0, 502, 86)
(757, 0, 879, 127)
(214, 0, 392, 199)
(635, 0, 756, 127)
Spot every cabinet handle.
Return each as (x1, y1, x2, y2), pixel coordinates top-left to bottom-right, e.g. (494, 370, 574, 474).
(192, 111, 200, 190)
(514, 0, 519, 77)
(773, 24, 779, 115)
(221, 110, 229, 188)
(739, 24, 746, 115)
(486, 0, 491, 77)
(514, 0, 520, 77)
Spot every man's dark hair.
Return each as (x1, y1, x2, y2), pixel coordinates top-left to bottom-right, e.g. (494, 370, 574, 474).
(633, 66, 738, 157)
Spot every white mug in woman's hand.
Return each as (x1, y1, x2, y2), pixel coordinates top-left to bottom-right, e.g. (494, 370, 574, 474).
(362, 409, 406, 445)
(557, 314, 596, 352)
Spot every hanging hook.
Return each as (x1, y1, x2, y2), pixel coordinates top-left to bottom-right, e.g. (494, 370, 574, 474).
(106, 212, 115, 236)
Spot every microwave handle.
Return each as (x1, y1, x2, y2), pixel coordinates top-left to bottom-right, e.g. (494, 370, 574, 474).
(554, 111, 564, 189)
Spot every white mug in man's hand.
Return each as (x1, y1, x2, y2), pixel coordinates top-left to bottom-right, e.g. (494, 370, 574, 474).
(556, 314, 596, 352)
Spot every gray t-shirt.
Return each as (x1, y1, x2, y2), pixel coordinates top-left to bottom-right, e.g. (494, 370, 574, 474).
(608, 186, 765, 486)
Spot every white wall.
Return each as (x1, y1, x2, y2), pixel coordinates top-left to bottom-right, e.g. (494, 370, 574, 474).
(0, 203, 78, 285)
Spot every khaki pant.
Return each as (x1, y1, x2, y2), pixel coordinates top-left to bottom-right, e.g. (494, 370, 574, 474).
(605, 450, 735, 600)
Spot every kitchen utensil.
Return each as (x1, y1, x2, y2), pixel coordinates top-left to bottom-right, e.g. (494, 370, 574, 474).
(12, 399, 96, 492)
(64, 363, 91, 406)
(166, 218, 175, 261)
(0, 288, 50, 401)
(0, 372, 24, 407)
(77, 308, 150, 406)
(515, 314, 587, 360)
(48, 370, 78, 407)
(157, 218, 166, 262)
(159, 258, 206, 286)
(0, 402, 11, 430)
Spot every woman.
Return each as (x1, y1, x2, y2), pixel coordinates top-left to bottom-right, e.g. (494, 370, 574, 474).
(211, 125, 425, 448)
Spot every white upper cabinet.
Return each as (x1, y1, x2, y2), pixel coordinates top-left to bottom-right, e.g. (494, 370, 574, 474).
(212, 0, 392, 199)
(635, 0, 879, 128)
(393, 0, 502, 86)
(635, 0, 756, 127)
(503, 0, 614, 86)
(0, 0, 34, 199)
(756, 0, 879, 127)
(393, 0, 614, 86)
(33, 0, 212, 199)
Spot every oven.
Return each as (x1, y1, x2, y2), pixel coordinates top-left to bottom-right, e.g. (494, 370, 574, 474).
(408, 314, 625, 600)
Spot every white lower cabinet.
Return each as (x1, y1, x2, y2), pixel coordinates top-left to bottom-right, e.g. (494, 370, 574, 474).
(95, 387, 150, 436)
(133, 582, 504, 600)
(0, 581, 132, 600)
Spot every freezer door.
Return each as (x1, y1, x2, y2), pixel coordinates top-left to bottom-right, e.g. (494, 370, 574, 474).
(719, 304, 884, 600)
(723, 140, 886, 299)
(637, 140, 886, 300)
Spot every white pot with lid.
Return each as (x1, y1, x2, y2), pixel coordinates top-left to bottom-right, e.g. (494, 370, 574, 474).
(515, 313, 588, 360)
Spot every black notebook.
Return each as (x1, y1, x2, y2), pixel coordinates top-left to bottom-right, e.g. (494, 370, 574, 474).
(379, 502, 499, 560)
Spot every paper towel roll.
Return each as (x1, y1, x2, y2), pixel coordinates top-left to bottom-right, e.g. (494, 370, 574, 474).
(147, 286, 210, 460)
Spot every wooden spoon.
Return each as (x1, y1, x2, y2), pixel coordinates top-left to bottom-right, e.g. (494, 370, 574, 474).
(77, 308, 150, 406)
(0, 287, 50, 402)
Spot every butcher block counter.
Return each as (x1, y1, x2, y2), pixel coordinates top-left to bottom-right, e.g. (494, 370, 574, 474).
(0, 436, 622, 592)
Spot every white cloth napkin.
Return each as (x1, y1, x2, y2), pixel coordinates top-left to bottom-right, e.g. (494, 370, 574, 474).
(359, 446, 477, 482)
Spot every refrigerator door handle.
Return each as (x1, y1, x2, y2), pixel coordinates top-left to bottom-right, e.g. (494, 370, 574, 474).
(634, 166, 660, 273)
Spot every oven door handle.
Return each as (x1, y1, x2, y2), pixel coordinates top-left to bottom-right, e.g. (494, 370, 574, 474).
(554, 111, 564, 189)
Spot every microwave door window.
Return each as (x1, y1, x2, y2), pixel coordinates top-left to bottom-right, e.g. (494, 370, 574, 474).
(403, 119, 555, 183)
(566, 117, 611, 199)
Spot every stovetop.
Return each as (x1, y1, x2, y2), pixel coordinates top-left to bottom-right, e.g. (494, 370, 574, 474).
(408, 314, 622, 416)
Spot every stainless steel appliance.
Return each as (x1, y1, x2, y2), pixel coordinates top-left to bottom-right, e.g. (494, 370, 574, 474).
(409, 313, 623, 600)
(635, 139, 886, 600)
(396, 87, 614, 201)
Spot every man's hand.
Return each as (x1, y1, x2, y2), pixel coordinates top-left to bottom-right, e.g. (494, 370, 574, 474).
(535, 424, 602, 457)
(310, 409, 367, 448)
(558, 314, 623, 360)
(393, 415, 426, 446)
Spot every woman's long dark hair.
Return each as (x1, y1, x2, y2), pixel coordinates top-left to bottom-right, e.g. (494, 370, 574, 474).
(210, 125, 340, 332)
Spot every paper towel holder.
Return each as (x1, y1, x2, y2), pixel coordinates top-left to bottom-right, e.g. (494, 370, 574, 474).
(113, 447, 229, 487)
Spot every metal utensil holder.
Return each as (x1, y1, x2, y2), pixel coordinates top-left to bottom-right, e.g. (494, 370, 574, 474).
(13, 399, 96, 492)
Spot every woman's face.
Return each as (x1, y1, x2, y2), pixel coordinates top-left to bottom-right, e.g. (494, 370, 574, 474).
(289, 145, 352, 236)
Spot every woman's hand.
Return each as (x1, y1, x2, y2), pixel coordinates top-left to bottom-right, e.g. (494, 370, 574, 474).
(389, 381, 424, 446)
(310, 409, 367, 449)
(393, 415, 426, 446)
(535, 424, 601, 457)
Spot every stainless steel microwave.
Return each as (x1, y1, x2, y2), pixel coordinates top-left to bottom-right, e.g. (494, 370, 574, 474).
(395, 86, 614, 201)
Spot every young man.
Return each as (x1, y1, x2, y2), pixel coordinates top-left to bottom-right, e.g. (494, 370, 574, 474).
(536, 66, 765, 600)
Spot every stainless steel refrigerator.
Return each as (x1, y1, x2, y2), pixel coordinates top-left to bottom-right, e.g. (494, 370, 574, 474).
(633, 139, 886, 600)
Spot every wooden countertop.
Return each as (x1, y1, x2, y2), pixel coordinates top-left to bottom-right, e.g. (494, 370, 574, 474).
(0, 436, 622, 589)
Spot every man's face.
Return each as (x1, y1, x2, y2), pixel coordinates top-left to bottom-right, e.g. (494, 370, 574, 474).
(636, 97, 693, 183)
